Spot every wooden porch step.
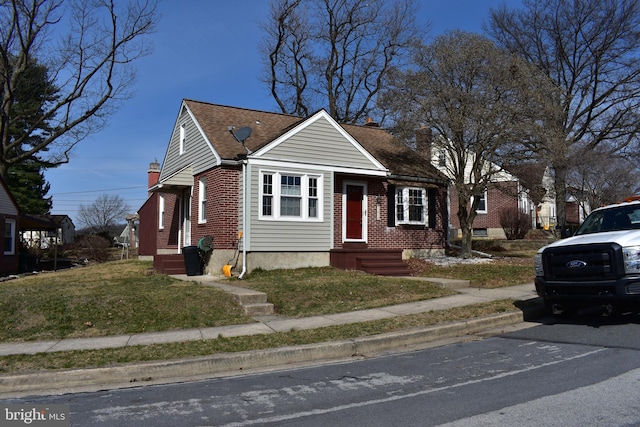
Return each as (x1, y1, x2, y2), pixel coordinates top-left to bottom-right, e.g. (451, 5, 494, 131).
(154, 254, 186, 275)
(330, 247, 414, 276)
(356, 254, 413, 276)
(358, 261, 413, 276)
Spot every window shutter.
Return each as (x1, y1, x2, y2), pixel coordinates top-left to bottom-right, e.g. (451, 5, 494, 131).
(428, 188, 437, 228)
(387, 184, 396, 227)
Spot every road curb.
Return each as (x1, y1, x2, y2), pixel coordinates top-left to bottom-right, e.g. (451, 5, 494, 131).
(0, 308, 541, 397)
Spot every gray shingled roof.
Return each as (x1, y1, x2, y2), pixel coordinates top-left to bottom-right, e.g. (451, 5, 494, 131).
(184, 99, 446, 183)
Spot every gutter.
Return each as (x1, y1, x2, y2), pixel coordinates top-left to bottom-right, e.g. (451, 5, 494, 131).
(388, 173, 448, 185)
(238, 160, 248, 279)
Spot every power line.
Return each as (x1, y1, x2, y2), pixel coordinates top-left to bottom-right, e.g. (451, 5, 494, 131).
(50, 186, 147, 196)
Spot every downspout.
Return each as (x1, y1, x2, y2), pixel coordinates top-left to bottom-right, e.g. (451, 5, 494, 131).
(238, 160, 248, 279)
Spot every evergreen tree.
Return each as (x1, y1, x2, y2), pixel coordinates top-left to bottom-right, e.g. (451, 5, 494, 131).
(1, 57, 59, 214)
(5, 159, 52, 215)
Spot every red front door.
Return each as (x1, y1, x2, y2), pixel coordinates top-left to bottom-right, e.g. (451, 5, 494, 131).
(346, 185, 363, 240)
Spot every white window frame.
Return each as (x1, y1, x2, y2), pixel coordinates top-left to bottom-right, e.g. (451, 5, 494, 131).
(475, 191, 488, 214)
(4, 219, 16, 255)
(438, 149, 446, 167)
(179, 124, 186, 155)
(259, 170, 323, 222)
(395, 187, 427, 225)
(198, 178, 207, 224)
(158, 194, 165, 230)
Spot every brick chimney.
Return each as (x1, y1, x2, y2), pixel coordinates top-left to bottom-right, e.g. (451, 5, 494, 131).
(147, 160, 160, 194)
(415, 126, 432, 159)
(363, 117, 379, 127)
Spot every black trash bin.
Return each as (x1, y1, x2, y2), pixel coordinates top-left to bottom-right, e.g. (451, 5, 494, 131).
(183, 246, 203, 276)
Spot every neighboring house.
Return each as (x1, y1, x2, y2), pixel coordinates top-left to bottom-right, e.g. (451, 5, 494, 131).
(529, 166, 590, 231)
(114, 214, 139, 248)
(0, 176, 20, 276)
(420, 129, 536, 240)
(21, 214, 75, 248)
(51, 215, 75, 245)
(448, 180, 535, 239)
(139, 99, 449, 276)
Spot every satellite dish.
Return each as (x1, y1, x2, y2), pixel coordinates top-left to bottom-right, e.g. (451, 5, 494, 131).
(233, 126, 252, 143)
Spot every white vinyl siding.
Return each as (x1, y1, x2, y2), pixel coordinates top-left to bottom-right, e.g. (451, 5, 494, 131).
(159, 107, 217, 182)
(250, 165, 331, 251)
(0, 186, 18, 215)
(264, 118, 381, 170)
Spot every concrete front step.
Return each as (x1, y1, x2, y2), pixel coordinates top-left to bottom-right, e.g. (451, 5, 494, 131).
(419, 277, 470, 289)
(243, 303, 276, 316)
(363, 267, 414, 276)
(206, 281, 274, 315)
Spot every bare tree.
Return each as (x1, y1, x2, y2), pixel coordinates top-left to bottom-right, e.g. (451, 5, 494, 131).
(487, 0, 640, 230)
(379, 31, 558, 257)
(567, 144, 640, 212)
(77, 194, 130, 235)
(0, 0, 158, 180)
(261, 0, 422, 124)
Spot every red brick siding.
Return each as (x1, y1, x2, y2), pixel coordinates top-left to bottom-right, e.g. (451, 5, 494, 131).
(333, 175, 446, 250)
(137, 193, 158, 256)
(566, 201, 580, 224)
(157, 193, 179, 249)
(449, 181, 520, 229)
(0, 214, 18, 275)
(193, 166, 241, 250)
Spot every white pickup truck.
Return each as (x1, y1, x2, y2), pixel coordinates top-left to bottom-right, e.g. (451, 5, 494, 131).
(535, 197, 640, 315)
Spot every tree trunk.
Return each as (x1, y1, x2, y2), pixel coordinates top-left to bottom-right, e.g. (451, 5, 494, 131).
(459, 224, 473, 258)
(553, 162, 567, 236)
(457, 205, 475, 259)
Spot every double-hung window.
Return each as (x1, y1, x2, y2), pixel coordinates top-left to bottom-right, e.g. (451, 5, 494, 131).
(280, 175, 301, 216)
(475, 191, 487, 213)
(396, 187, 427, 225)
(4, 219, 16, 255)
(260, 171, 322, 221)
(158, 195, 165, 230)
(198, 178, 207, 223)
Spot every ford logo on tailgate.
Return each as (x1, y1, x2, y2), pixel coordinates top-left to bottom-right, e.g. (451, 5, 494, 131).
(567, 260, 588, 269)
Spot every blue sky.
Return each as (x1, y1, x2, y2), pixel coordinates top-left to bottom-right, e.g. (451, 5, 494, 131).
(46, 0, 517, 224)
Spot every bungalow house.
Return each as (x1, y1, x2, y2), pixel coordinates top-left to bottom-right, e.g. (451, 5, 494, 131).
(0, 175, 20, 276)
(139, 100, 449, 276)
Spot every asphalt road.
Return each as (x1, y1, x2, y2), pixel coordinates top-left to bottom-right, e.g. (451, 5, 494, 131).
(4, 310, 640, 426)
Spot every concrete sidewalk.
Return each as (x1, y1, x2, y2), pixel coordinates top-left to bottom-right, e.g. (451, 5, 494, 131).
(0, 279, 540, 357)
(0, 278, 544, 397)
